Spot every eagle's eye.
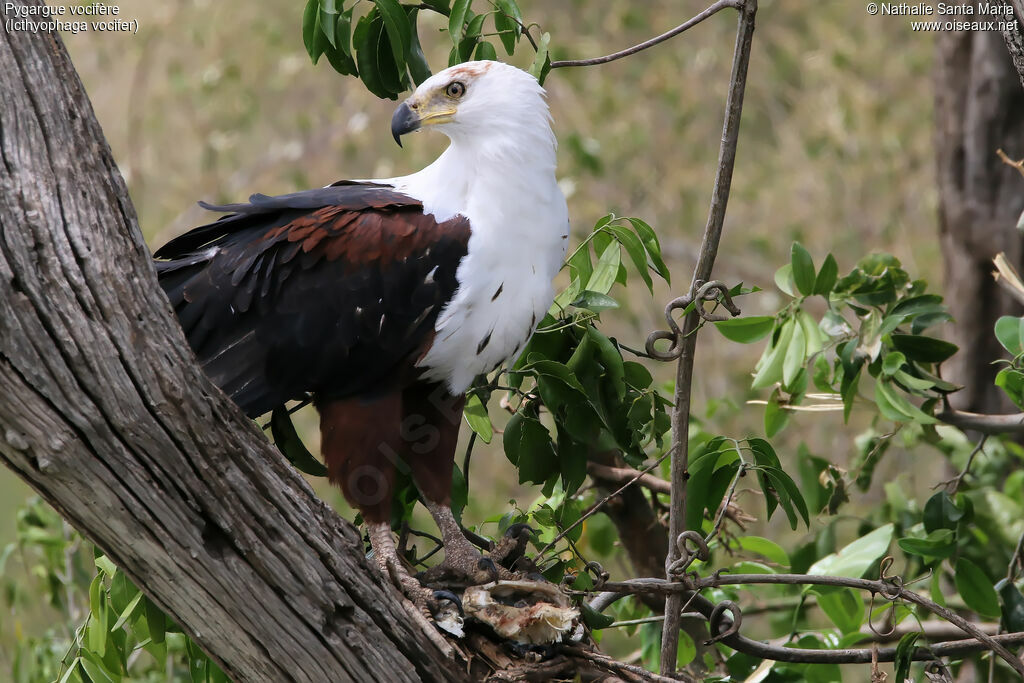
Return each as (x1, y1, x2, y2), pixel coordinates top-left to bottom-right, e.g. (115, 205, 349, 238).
(445, 81, 466, 99)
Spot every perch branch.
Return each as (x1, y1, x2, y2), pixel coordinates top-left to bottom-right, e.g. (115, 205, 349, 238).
(659, 0, 757, 673)
(550, 0, 740, 69)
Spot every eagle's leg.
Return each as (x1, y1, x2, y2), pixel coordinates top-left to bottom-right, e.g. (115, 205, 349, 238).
(318, 396, 437, 610)
(402, 384, 514, 584)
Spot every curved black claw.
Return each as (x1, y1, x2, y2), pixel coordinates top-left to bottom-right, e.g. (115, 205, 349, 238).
(432, 589, 464, 615)
(504, 523, 537, 539)
(477, 556, 500, 581)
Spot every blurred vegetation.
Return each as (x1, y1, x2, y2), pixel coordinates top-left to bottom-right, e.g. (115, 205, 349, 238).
(1, 0, 964, 678)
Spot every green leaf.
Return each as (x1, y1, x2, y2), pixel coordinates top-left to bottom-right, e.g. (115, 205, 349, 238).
(1000, 582, 1024, 632)
(752, 320, 794, 390)
(881, 351, 905, 376)
(580, 602, 615, 629)
(405, 8, 432, 84)
(464, 393, 493, 444)
(354, 13, 393, 99)
(527, 31, 551, 84)
(736, 536, 790, 566)
(557, 432, 588, 494)
(462, 13, 486, 59)
(586, 241, 622, 295)
(94, 554, 117, 576)
(874, 380, 937, 424)
(302, 0, 323, 63)
(606, 223, 653, 292)
(626, 217, 671, 284)
(493, 0, 521, 54)
(783, 316, 806, 388)
(144, 597, 166, 645)
(797, 309, 824, 356)
(270, 407, 328, 476)
(79, 652, 116, 683)
(774, 263, 796, 297)
(375, 0, 411, 64)
(995, 368, 1024, 410)
(57, 658, 81, 683)
(954, 557, 1000, 618)
(808, 523, 893, 579)
(890, 334, 958, 364)
(791, 243, 816, 296)
(503, 412, 556, 484)
(676, 630, 696, 668)
(320, 0, 339, 48)
(571, 290, 619, 312)
(587, 326, 626, 401)
(923, 491, 963, 533)
(816, 588, 864, 634)
(321, 9, 357, 76)
(762, 466, 809, 528)
(448, 0, 472, 45)
(814, 253, 838, 296)
(896, 529, 956, 559)
(474, 40, 497, 61)
(764, 388, 789, 438)
(110, 591, 143, 632)
(995, 315, 1024, 356)
(893, 631, 920, 683)
(714, 315, 775, 344)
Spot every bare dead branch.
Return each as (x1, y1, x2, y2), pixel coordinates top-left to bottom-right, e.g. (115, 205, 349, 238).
(934, 434, 988, 493)
(550, 0, 739, 69)
(659, 0, 758, 672)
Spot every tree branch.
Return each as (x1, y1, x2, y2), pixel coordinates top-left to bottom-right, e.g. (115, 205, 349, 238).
(550, 0, 739, 69)
(660, 0, 757, 673)
(937, 409, 1024, 434)
(588, 577, 1024, 668)
(592, 574, 1024, 674)
(587, 462, 671, 495)
(0, 9, 463, 682)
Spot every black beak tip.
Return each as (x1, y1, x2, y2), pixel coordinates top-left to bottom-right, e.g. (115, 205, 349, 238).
(390, 101, 419, 148)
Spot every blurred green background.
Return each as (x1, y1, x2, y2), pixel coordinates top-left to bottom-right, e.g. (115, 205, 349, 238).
(2, 0, 946, 670)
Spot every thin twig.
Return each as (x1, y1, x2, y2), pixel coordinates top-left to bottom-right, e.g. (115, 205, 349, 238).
(559, 645, 693, 683)
(703, 443, 748, 544)
(550, 0, 740, 69)
(934, 434, 988, 493)
(997, 148, 1024, 178)
(537, 446, 677, 557)
(661, 0, 757, 673)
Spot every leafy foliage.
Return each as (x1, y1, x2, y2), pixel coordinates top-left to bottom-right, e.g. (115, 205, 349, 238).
(301, 0, 532, 99)
(1, 498, 224, 683)
(735, 245, 958, 439)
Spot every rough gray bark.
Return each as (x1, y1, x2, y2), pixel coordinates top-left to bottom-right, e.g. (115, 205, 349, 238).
(935, 9, 1024, 414)
(1000, 0, 1024, 88)
(0, 13, 465, 683)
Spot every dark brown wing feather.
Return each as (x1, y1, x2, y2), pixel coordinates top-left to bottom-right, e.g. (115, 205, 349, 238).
(155, 182, 470, 417)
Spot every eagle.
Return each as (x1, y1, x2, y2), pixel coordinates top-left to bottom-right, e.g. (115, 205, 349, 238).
(154, 61, 569, 606)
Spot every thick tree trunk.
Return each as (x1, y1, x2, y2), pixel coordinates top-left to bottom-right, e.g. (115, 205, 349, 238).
(0, 11, 464, 683)
(935, 5, 1024, 413)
